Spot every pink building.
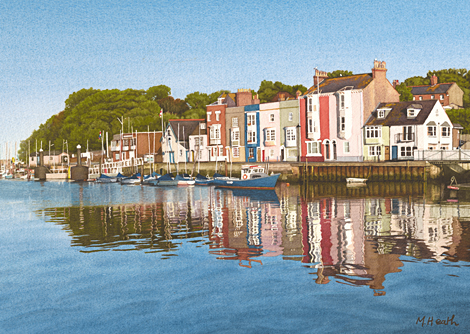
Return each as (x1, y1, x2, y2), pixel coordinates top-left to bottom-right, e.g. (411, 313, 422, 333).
(259, 102, 281, 162)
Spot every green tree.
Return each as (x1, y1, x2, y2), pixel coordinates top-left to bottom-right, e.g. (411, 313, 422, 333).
(146, 85, 171, 101)
(257, 80, 307, 103)
(327, 70, 353, 78)
(446, 108, 470, 134)
(396, 83, 413, 101)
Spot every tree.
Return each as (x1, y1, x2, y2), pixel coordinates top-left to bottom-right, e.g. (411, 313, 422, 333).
(146, 85, 171, 101)
(327, 70, 353, 78)
(404, 76, 429, 86)
(158, 96, 189, 116)
(395, 83, 413, 101)
(446, 108, 470, 134)
(257, 80, 307, 103)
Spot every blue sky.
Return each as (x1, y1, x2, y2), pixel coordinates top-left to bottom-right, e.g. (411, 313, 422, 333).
(0, 0, 469, 152)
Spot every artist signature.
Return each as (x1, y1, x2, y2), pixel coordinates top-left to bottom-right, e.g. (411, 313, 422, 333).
(416, 315, 459, 327)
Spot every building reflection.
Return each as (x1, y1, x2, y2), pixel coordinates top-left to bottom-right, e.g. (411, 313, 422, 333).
(36, 182, 470, 294)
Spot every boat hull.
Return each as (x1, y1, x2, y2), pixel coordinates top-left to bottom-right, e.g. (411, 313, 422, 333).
(211, 174, 280, 190)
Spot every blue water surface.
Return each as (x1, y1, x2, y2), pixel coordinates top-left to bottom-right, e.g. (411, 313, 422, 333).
(0, 180, 468, 333)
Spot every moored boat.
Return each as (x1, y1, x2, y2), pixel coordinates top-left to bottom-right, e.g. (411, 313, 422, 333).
(346, 177, 368, 184)
(211, 165, 280, 190)
(120, 173, 141, 185)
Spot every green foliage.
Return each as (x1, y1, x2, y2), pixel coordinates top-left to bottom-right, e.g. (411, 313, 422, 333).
(327, 70, 353, 78)
(404, 76, 429, 86)
(396, 83, 413, 101)
(257, 80, 307, 103)
(146, 85, 171, 101)
(158, 96, 189, 116)
(446, 108, 470, 134)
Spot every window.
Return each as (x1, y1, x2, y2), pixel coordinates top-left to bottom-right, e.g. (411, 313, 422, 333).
(340, 117, 346, 131)
(247, 114, 256, 126)
(419, 96, 423, 101)
(270, 114, 275, 122)
(210, 125, 221, 140)
(232, 147, 239, 157)
(308, 118, 313, 133)
(219, 147, 224, 156)
(413, 96, 416, 101)
(307, 141, 320, 155)
(286, 128, 296, 141)
(428, 126, 436, 137)
(207, 112, 211, 122)
(215, 111, 220, 121)
(248, 130, 256, 143)
(440, 94, 444, 100)
(269, 149, 275, 157)
(308, 98, 313, 112)
(378, 110, 385, 119)
(288, 112, 293, 121)
(265, 129, 276, 141)
(442, 127, 450, 137)
(115, 153, 119, 160)
(369, 146, 381, 156)
(232, 117, 238, 127)
(431, 95, 435, 99)
(400, 146, 413, 157)
(344, 141, 350, 153)
(340, 94, 345, 108)
(366, 126, 381, 138)
(407, 109, 415, 117)
(249, 148, 255, 158)
(403, 126, 413, 141)
(180, 149, 183, 157)
(231, 129, 239, 145)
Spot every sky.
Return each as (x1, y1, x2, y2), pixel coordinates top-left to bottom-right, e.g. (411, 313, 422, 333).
(1, 0, 469, 154)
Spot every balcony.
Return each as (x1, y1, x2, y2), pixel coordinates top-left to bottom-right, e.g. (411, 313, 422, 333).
(395, 133, 415, 143)
(210, 138, 221, 145)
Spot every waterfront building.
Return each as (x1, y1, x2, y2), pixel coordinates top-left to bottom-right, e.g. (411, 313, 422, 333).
(407, 75, 464, 109)
(111, 131, 162, 163)
(245, 104, 260, 162)
(259, 101, 281, 162)
(188, 121, 208, 163)
(301, 60, 399, 162)
(225, 106, 246, 163)
(279, 99, 301, 162)
(207, 89, 260, 162)
(364, 100, 453, 161)
(161, 119, 203, 165)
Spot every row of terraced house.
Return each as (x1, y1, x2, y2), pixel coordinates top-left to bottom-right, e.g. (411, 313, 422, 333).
(109, 60, 464, 165)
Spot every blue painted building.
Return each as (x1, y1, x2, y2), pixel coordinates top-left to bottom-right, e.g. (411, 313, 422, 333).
(244, 104, 260, 162)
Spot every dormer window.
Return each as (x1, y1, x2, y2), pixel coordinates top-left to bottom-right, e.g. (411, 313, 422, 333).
(408, 109, 415, 118)
(378, 110, 385, 119)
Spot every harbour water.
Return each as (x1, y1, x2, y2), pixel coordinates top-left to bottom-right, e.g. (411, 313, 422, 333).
(1, 180, 469, 333)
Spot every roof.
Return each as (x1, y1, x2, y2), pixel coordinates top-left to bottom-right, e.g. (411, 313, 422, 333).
(168, 119, 206, 142)
(409, 83, 454, 95)
(305, 73, 373, 94)
(365, 100, 438, 126)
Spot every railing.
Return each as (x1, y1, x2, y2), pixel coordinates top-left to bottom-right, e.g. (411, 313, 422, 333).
(88, 158, 144, 175)
(414, 149, 470, 161)
(395, 133, 415, 143)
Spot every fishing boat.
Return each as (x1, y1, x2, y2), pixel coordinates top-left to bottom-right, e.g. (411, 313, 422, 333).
(211, 165, 280, 190)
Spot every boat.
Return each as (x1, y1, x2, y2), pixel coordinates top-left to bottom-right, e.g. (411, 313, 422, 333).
(175, 174, 195, 186)
(95, 174, 119, 183)
(142, 172, 161, 185)
(194, 172, 237, 186)
(346, 178, 368, 184)
(120, 173, 141, 185)
(211, 165, 280, 190)
(151, 173, 195, 186)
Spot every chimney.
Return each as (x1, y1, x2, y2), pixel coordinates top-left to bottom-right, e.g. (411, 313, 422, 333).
(313, 69, 328, 86)
(392, 80, 399, 88)
(279, 93, 285, 101)
(430, 75, 438, 86)
(296, 90, 301, 99)
(372, 60, 387, 79)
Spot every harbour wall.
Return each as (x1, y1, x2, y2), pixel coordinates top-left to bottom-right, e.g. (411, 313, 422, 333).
(122, 160, 448, 183)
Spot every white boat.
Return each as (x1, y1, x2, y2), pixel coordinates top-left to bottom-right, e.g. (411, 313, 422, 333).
(346, 178, 368, 184)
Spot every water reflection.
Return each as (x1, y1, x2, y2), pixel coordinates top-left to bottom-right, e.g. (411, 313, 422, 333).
(37, 182, 470, 294)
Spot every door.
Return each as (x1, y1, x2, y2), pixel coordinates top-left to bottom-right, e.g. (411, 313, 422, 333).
(333, 142, 337, 160)
(385, 146, 390, 161)
(392, 146, 398, 161)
